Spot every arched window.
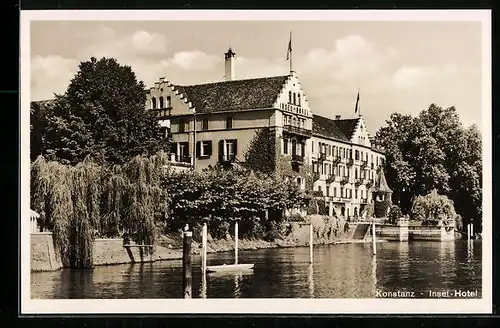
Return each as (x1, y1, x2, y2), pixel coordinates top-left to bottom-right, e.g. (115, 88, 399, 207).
(159, 96, 164, 109)
(166, 96, 171, 108)
(152, 97, 157, 109)
(293, 92, 296, 105)
(288, 91, 292, 103)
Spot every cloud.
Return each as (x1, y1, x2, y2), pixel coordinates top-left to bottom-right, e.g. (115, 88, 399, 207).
(392, 63, 458, 89)
(171, 50, 219, 70)
(31, 55, 79, 100)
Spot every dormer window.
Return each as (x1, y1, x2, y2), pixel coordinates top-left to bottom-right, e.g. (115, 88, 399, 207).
(152, 97, 157, 109)
(166, 96, 171, 108)
(226, 116, 233, 129)
(159, 96, 164, 109)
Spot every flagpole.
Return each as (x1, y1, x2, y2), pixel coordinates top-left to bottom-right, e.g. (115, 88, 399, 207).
(358, 88, 361, 117)
(289, 31, 293, 73)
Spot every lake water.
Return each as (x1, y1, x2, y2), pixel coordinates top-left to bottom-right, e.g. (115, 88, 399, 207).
(30, 240, 482, 299)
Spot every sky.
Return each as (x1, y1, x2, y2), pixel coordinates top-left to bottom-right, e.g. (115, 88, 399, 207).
(30, 19, 484, 133)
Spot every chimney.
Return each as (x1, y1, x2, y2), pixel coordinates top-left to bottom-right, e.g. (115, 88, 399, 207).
(335, 115, 341, 120)
(224, 48, 236, 81)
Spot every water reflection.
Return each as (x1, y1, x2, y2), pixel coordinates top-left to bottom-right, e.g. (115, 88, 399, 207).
(31, 241, 482, 299)
(308, 263, 314, 298)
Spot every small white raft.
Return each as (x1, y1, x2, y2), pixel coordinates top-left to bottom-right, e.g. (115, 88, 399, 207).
(202, 221, 254, 275)
(206, 263, 254, 273)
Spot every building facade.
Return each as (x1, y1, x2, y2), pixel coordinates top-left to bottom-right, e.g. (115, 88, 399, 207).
(146, 47, 387, 219)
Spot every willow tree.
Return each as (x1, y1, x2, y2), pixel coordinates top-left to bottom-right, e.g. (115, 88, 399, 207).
(411, 189, 458, 227)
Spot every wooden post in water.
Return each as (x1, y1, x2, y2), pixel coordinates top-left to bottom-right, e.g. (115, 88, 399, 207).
(183, 229, 192, 299)
(235, 221, 239, 265)
(202, 223, 207, 273)
(309, 223, 313, 263)
(372, 222, 377, 256)
(471, 223, 474, 239)
(467, 223, 471, 242)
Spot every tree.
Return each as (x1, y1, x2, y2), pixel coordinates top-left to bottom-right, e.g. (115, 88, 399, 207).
(374, 104, 482, 230)
(41, 57, 168, 165)
(411, 189, 458, 227)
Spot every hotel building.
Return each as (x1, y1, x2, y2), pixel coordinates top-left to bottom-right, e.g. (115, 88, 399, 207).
(146, 48, 387, 219)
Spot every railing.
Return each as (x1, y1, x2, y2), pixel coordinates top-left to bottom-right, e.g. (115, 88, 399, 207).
(360, 198, 368, 204)
(312, 190, 324, 198)
(291, 154, 304, 165)
(366, 179, 374, 188)
(316, 152, 326, 162)
(361, 160, 368, 168)
(333, 156, 342, 164)
(329, 196, 344, 203)
(283, 125, 312, 138)
(347, 158, 354, 166)
(326, 175, 336, 184)
(175, 155, 191, 164)
(341, 176, 349, 185)
(355, 179, 363, 187)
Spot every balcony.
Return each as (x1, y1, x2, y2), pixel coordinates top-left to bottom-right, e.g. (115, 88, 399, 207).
(312, 190, 324, 198)
(360, 198, 368, 204)
(175, 155, 191, 164)
(366, 179, 374, 188)
(283, 125, 312, 138)
(328, 196, 344, 203)
(291, 154, 304, 165)
(219, 154, 236, 164)
(347, 158, 354, 166)
(333, 156, 342, 164)
(317, 152, 326, 162)
(340, 176, 350, 185)
(361, 160, 368, 168)
(354, 179, 363, 187)
(326, 175, 336, 184)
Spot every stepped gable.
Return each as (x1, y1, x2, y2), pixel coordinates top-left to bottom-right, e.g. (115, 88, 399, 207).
(334, 118, 360, 140)
(375, 167, 393, 193)
(312, 114, 350, 142)
(173, 75, 289, 114)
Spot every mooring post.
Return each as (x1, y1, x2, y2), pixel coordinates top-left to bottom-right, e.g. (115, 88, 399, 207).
(202, 222, 207, 273)
(372, 222, 377, 256)
(183, 227, 192, 299)
(235, 221, 239, 265)
(467, 223, 471, 242)
(471, 223, 474, 239)
(309, 223, 313, 263)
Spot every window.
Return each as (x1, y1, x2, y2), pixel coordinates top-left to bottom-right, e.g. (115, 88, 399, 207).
(355, 150, 359, 160)
(166, 96, 171, 108)
(350, 189, 353, 198)
(333, 187, 337, 197)
(196, 140, 212, 158)
(326, 187, 330, 197)
(340, 187, 344, 198)
(355, 169, 358, 179)
(226, 117, 233, 129)
(159, 96, 164, 109)
(298, 94, 301, 106)
(152, 97, 157, 109)
(293, 92, 296, 105)
(178, 119, 186, 133)
(288, 91, 292, 103)
(312, 141, 314, 153)
(355, 190, 358, 199)
(300, 143, 305, 157)
(283, 138, 289, 155)
(202, 119, 209, 131)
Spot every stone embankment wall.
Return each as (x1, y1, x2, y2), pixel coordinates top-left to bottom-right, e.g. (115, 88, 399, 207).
(31, 215, 356, 272)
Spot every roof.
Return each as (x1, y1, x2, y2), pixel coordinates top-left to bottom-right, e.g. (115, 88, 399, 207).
(313, 115, 361, 142)
(312, 115, 350, 142)
(174, 75, 289, 114)
(334, 118, 360, 140)
(375, 168, 393, 193)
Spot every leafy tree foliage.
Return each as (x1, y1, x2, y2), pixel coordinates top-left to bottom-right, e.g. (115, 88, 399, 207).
(374, 104, 482, 230)
(161, 166, 310, 240)
(411, 189, 458, 227)
(35, 57, 168, 165)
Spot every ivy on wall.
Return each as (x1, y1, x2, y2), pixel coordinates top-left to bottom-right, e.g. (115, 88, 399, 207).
(243, 127, 277, 175)
(374, 192, 392, 218)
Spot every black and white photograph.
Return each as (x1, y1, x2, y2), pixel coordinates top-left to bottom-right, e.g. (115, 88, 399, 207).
(21, 10, 491, 314)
